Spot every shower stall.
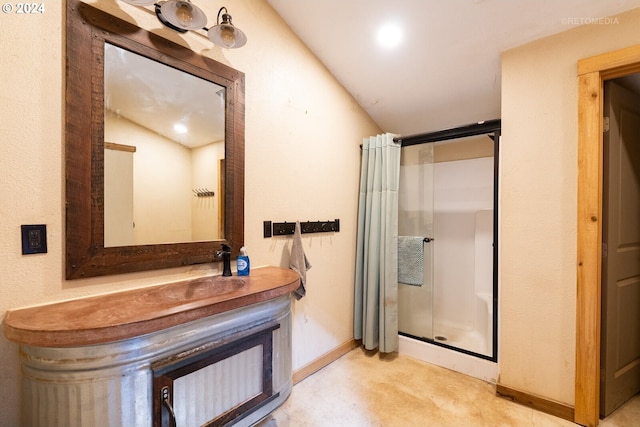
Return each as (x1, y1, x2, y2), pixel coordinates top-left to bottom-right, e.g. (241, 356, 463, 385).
(397, 121, 499, 379)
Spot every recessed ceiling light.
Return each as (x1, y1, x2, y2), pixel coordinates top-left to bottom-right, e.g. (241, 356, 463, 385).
(173, 123, 188, 134)
(377, 23, 403, 48)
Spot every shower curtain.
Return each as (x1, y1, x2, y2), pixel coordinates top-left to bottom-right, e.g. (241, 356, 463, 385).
(353, 133, 401, 353)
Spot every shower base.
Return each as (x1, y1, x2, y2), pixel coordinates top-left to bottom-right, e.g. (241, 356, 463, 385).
(432, 322, 489, 356)
(398, 335, 498, 384)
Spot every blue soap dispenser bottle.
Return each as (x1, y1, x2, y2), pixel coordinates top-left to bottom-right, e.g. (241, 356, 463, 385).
(237, 246, 250, 276)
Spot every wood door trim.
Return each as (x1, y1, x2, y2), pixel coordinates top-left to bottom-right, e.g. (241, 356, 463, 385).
(576, 43, 640, 427)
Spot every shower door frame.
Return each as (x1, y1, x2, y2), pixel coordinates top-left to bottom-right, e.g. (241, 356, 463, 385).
(396, 119, 501, 362)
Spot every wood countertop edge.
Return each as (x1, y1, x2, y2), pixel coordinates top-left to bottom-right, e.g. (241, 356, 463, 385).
(3, 267, 300, 348)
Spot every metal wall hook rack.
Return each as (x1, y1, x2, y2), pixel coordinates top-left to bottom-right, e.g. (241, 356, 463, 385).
(193, 188, 215, 197)
(263, 219, 340, 238)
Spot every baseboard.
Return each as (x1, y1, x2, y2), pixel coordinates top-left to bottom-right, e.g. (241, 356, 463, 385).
(496, 383, 575, 422)
(292, 339, 360, 385)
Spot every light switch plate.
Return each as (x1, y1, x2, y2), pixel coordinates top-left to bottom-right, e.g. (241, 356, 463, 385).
(21, 224, 47, 255)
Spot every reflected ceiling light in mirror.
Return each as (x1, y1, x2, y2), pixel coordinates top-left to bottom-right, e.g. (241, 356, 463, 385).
(173, 123, 188, 134)
(119, 1, 247, 48)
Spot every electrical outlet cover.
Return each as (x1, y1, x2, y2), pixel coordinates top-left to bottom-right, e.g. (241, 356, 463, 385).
(21, 224, 47, 255)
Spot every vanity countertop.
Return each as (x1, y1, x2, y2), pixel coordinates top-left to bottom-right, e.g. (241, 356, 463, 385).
(3, 266, 300, 348)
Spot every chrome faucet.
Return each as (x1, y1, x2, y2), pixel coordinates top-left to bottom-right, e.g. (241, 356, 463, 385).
(216, 244, 232, 276)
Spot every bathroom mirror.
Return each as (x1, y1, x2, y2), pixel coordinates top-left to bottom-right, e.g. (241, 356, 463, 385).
(65, 0, 244, 279)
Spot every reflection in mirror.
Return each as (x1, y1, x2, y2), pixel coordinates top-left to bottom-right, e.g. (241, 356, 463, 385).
(104, 44, 226, 247)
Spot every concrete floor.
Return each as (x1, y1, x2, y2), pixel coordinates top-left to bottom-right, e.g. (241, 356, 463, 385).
(258, 347, 640, 427)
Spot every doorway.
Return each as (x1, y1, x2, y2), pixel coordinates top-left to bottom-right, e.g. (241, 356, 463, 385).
(599, 77, 640, 418)
(575, 44, 640, 427)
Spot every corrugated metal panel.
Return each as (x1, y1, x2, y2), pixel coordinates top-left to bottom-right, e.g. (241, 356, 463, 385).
(173, 346, 262, 427)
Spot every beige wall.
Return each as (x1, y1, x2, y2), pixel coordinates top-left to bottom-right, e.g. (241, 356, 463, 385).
(500, 8, 640, 406)
(0, 1, 379, 424)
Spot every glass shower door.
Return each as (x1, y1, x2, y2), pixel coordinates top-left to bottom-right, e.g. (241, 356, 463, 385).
(397, 143, 435, 341)
(398, 134, 496, 360)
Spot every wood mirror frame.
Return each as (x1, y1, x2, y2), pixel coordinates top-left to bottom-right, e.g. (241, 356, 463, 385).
(65, 0, 244, 279)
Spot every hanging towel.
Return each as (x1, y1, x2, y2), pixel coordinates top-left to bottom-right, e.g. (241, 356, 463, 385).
(398, 236, 424, 286)
(290, 221, 312, 300)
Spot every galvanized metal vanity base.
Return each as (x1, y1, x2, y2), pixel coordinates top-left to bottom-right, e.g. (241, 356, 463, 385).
(19, 296, 292, 427)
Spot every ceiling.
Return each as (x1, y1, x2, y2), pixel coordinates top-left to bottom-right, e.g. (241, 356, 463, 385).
(105, 43, 225, 148)
(267, 0, 640, 136)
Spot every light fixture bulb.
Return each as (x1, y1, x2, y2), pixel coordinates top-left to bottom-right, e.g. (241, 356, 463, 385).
(158, 0, 207, 31)
(220, 27, 236, 48)
(175, 2, 194, 26)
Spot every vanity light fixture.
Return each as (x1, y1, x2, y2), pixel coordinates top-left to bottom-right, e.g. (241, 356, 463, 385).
(119, 0, 247, 49)
(208, 6, 247, 48)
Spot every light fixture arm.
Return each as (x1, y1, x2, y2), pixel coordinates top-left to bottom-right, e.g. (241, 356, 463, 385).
(217, 6, 228, 25)
(200, 7, 229, 32)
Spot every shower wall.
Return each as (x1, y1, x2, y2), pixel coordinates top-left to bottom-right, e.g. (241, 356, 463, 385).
(433, 157, 493, 332)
